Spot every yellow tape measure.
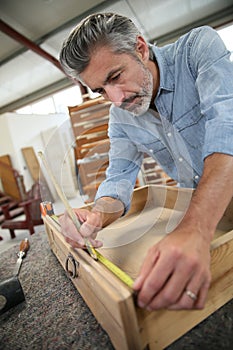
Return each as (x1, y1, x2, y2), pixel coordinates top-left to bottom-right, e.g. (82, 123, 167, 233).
(41, 203, 134, 289)
(95, 250, 134, 288)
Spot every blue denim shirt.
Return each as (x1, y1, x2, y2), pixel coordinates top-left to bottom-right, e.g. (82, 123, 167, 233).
(95, 26, 233, 212)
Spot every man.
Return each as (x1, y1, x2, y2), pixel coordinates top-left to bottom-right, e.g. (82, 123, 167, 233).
(59, 12, 233, 311)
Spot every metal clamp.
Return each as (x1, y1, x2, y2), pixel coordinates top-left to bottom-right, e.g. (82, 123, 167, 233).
(65, 254, 79, 279)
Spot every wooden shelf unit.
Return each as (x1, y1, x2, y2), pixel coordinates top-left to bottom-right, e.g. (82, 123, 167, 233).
(69, 98, 111, 202)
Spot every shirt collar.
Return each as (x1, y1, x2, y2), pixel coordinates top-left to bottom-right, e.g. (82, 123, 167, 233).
(150, 44, 174, 93)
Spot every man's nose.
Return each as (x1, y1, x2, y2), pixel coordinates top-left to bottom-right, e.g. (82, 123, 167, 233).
(105, 85, 125, 106)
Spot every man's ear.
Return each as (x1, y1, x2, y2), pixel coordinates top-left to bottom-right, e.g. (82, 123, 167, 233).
(135, 36, 150, 62)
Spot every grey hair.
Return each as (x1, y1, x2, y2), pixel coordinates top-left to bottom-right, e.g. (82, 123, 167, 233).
(59, 12, 143, 80)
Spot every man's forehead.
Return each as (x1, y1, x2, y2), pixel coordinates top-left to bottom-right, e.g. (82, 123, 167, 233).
(79, 48, 127, 88)
(80, 67, 122, 92)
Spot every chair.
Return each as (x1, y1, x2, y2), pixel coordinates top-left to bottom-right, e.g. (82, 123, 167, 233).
(1, 182, 43, 239)
(0, 191, 26, 224)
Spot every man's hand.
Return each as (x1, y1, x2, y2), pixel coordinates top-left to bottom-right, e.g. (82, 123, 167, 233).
(134, 153, 233, 310)
(59, 196, 124, 249)
(133, 224, 211, 310)
(59, 208, 103, 248)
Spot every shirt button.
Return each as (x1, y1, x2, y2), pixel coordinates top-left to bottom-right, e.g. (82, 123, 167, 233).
(167, 132, 172, 137)
(149, 149, 154, 153)
(194, 175, 199, 180)
(178, 157, 183, 162)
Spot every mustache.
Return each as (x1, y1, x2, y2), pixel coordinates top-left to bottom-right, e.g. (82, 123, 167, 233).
(119, 94, 143, 109)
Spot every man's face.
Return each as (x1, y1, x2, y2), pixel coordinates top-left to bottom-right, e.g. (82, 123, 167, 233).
(79, 45, 154, 116)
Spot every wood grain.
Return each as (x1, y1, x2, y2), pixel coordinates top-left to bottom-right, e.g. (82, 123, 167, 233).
(43, 185, 233, 349)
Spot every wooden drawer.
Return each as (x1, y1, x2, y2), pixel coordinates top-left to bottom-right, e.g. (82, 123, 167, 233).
(43, 185, 233, 349)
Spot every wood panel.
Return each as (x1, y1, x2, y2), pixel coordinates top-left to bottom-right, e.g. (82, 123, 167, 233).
(43, 185, 233, 349)
(21, 147, 40, 182)
(0, 154, 24, 200)
(0, 154, 12, 167)
(44, 218, 142, 350)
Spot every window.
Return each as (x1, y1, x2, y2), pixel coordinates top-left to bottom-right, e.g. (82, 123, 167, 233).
(31, 97, 55, 115)
(16, 85, 83, 115)
(53, 86, 83, 114)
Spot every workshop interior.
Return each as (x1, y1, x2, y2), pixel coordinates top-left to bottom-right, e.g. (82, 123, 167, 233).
(0, 1, 233, 349)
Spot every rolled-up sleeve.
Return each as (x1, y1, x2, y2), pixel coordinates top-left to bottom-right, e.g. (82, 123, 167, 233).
(190, 26, 233, 159)
(95, 115, 143, 213)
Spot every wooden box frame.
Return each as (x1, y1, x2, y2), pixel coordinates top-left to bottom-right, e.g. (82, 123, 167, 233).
(43, 185, 233, 349)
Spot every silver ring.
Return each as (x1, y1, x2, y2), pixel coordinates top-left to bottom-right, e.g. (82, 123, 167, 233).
(185, 289, 197, 301)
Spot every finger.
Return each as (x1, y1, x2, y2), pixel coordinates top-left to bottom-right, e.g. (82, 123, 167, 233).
(136, 250, 180, 308)
(78, 211, 102, 238)
(80, 221, 102, 240)
(89, 238, 103, 248)
(168, 289, 198, 310)
(65, 234, 103, 251)
(168, 271, 210, 310)
(133, 248, 160, 291)
(145, 260, 196, 310)
(73, 209, 87, 223)
(59, 213, 85, 245)
(65, 236, 85, 248)
(195, 277, 211, 309)
(80, 222, 98, 238)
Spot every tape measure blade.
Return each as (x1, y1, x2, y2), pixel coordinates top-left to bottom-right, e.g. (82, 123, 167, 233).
(46, 212, 134, 288)
(96, 251, 134, 288)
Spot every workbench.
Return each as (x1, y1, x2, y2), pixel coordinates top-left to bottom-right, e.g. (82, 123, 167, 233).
(0, 187, 233, 349)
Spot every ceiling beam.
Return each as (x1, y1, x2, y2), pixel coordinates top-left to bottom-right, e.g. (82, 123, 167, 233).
(0, 19, 64, 72)
(0, 0, 120, 66)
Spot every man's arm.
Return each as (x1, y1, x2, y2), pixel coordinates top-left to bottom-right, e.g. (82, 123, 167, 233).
(133, 153, 233, 310)
(180, 153, 233, 241)
(91, 196, 124, 226)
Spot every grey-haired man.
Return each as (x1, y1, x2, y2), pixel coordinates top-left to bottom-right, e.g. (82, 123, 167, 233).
(59, 13, 233, 311)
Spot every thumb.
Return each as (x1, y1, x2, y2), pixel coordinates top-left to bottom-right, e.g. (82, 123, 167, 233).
(79, 221, 98, 238)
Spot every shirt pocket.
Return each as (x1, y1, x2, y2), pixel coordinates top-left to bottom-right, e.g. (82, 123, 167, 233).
(136, 139, 175, 174)
(174, 104, 205, 150)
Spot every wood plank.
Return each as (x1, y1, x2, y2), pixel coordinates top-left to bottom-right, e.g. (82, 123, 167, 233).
(0, 154, 12, 166)
(44, 217, 132, 324)
(0, 154, 23, 200)
(43, 216, 142, 349)
(21, 147, 40, 182)
(137, 266, 233, 349)
(68, 97, 110, 113)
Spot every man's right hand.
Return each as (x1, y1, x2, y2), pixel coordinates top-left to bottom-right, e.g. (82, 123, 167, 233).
(59, 208, 103, 249)
(59, 197, 124, 249)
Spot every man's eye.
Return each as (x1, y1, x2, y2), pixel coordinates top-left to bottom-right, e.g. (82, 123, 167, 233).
(111, 73, 121, 81)
(95, 88, 104, 94)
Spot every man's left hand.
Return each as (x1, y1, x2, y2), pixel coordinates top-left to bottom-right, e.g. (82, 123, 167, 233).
(133, 224, 211, 310)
